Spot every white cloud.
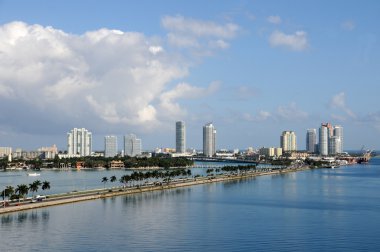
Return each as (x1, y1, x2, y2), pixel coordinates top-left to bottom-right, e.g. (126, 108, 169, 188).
(269, 30, 309, 51)
(0, 21, 225, 134)
(329, 92, 356, 119)
(209, 39, 229, 49)
(162, 15, 239, 38)
(341, 20, 355, 31)
(267, 15, 282, 24)
(162, 15, 239, 52)
(277, 102, 308, 120)
(242, 110, 271, 122)
(167, 33, 200, 48)
(149, 46, 163, 55)
(159, 81, 220, 118)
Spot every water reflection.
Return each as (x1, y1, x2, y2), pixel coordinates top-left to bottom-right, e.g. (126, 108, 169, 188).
(1, 210, 50, 227)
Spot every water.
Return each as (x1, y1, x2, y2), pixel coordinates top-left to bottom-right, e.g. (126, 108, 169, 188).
(0, 162, 251, 195)
(1, 159, 380, 251)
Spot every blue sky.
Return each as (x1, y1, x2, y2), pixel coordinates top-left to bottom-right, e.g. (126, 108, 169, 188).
(0, 0, 379, 151)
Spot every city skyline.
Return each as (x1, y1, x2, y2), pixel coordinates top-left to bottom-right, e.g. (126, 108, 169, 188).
(0, 1, 379, 151)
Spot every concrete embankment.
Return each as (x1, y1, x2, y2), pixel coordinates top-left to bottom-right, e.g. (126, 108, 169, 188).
(0, 166, 310, 215)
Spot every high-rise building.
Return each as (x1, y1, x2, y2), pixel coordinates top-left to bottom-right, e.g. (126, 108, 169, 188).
(203, 123, 216, 157)
(176, 121, 186, 153)
(124, 134, 142, 157)
(67, 128, 92, 156)
(319, 123, 344, 155)
(319, 124, 329, 156)
(328, 136, 341, 155)
(0, 147, 12, 158)
(105, 135, 118, 158)
(306, 129, 317, 153)
(333, 125, 344, 153)
(280, 131, 297, 152)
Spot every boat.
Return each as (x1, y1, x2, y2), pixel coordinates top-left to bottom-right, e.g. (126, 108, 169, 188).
(27, 173, 40, 176)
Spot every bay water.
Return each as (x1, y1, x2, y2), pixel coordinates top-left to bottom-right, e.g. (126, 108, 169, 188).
(0, 159, 380, 251)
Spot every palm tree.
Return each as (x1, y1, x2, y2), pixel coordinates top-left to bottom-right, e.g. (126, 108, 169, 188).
(110, 175, 117, 183)
(101, 176, 108, 188)
(5, 186, 14, 200)
(29, 183, 39, 197)
(16, 184, 29, 200)
(30, 180, 42, 196)
(42, 181, 50, 191)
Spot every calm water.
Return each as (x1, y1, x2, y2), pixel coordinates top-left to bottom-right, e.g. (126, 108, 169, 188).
(0, 162, 250, 195)
(1, 158, 380, 251)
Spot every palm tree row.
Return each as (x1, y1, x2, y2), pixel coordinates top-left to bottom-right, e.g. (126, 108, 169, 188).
(1, 180, 51, 201)
(101, 169, 192, 188)
(221, 165, 257, 172)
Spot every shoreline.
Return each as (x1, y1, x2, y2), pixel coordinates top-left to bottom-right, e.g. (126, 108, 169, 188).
(0, 166, 313, 215)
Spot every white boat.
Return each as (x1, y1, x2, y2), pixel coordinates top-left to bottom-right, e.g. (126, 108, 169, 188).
(27, 173, 40, 176)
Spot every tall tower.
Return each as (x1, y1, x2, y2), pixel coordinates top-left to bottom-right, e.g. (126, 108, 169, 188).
(176, 121, 186, 153)
(203, 123, 216, 157)
(280, 131, 297, 152)
(104, 135, 118, 158)
(333, 125, 344, 153)
(67, 128, 92, 156)
(124, 134, 142, 157)
(306, 129, 317, 153)
(319, 123, 329, 155)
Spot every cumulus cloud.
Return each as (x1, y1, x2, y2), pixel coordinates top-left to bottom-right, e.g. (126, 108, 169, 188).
(159, 81, 220, 117)
(162, 15, 239, 51)
(0, 21, 228, 134)
(341, 20, 355, 31)
(329, 92, 356, 119)
(277, 102, 308, 120)
(269, 30, 309, 51)
(267, 15, 282, 24)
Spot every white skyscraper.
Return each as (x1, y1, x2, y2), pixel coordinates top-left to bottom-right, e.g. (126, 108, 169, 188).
(306, 129, 317, 153)
(67, 128, 92, 157)
(176, 121, 186, 153)
(203, 123, 216, 157)
(329, 136, 341, 155)
(124, 134, 142, 157)
(333, 125, 344, 153)
(104, 135, 118, 158)
(319, 123, 331, 156)
(280, 131, 297, 152)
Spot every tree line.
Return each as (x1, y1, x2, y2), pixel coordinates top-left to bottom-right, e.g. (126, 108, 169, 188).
(1, 180, 51, 201)
(1, 156, 194, 169)
(101, 169, 192, 187)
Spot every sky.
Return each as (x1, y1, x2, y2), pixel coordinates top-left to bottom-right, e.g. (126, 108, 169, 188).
(0, 0, 379, 151)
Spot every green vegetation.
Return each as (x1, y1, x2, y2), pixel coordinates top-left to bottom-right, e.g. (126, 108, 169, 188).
(29, 180, 42, 196)
(0, 156, 193, 170)
(1, 180, 51, 203)
(42, 181, 51, 191)
(270, 159, 292, 166)
(304, 159, 330, 168)
(101, 177, 108, 188)
(115, 169, 192, 187)
(221, 165, 257, 172)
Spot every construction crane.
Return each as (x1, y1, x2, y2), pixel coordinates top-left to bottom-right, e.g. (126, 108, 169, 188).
(357, 146, 373, 164)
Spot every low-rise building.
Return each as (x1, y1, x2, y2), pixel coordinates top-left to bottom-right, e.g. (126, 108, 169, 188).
(259, 147, 283, 158)
(109, 160, 124, 169)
